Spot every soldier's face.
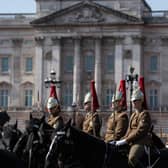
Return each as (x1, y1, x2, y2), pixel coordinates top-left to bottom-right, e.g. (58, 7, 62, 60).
(112, 101, 121, 111)
(49, 105, 60, 115)
(132, 99, 142, 110)
(84, 102, 91, 112)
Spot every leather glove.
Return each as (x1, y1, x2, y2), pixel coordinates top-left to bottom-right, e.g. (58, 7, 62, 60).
(116, 139, 127, 146)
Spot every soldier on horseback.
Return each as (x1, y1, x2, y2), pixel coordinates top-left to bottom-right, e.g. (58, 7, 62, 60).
(114, 88, 153, 168)
(104, 90, 128, 142)
(47, 97, 64, 131)
(82, 92, 101, 138)
(0, 110, 10, 148)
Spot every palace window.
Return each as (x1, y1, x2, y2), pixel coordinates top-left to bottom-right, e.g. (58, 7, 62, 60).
(0, 89, 9, 107)
(106, 55, 114, 73)
(149, 89, 158, 109)
(63, 83, 73, 106)
(25, 89, 33, 107)
(64, 56, 74, 73)
(104, 88, 113, 107)
(25, 57, 33, 72)
(150, 56, 158, 72)
(1, 57, 9, 73)
(85, 54, 95, 72)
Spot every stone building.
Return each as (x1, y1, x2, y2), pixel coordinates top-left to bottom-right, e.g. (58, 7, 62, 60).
(1, 0, 168, 136)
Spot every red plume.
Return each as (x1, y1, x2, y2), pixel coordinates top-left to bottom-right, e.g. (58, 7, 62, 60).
(139, 76, 148, 109)
(118, 80, 127, 110)
(49, 85, 58, 99)
(90, 80, 99, 112)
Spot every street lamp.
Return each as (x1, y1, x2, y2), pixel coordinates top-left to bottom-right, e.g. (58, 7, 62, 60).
(44, 69, 61, 88)
(125, 66, 138, 118)
(71, 102, 77, 126)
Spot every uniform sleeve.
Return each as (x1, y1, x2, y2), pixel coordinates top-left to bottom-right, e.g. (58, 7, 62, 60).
(114, 114, 128, 140)
(125, 112, 151, 143)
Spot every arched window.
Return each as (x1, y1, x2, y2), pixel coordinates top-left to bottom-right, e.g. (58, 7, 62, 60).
(0, 82, 11, 108)
(21, 82, 34, 107)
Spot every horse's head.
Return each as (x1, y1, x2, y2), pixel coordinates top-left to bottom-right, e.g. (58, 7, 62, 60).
(25, 113, 44, 133)
(0, 110, 10, 127)
(2, 120, 22, 151)
(45, 119, 107, 168)
(45, 119, 73, 165)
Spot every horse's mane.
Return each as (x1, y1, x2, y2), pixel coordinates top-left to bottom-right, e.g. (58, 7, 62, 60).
(70, 126, 105, 147)
(66, 125, 106, 168)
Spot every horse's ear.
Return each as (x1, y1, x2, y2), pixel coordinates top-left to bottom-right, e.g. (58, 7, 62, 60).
(66, 118, 72, 127)
(14, 120, 18, 129)
(40, 115, 45, 122)
(29, 113, 33, 120)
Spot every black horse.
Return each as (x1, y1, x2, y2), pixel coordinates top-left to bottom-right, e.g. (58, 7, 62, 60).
(45, 120, 129, 168)
(0, 110, 10, 127)
(0, 149, 26, 168)
(13, 113, 54, 168)
(45, 120, 168, 168)
(2, 120, 22, 151)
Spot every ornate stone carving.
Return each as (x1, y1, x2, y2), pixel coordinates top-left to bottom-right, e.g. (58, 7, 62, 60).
(12, 38, 23, 47)
(161, 36, 168, 46)
(132, 36, 144, 44)
(35, 36, 45, 46)
(70, 6, 105, 23)
(124, 50, 132, 59)
(114, 36, 124, 45)
(143, 37, 161, 46)
(51, 36, 61, 45)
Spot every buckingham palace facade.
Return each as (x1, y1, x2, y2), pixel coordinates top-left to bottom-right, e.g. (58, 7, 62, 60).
(1, 0, 168, 114)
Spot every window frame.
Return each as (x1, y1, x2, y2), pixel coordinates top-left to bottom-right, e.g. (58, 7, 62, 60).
(25, 57, 33, 73)
(1, 56, 9, 73)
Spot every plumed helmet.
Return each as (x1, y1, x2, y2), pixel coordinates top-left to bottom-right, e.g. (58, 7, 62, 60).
(84, 92, 91, 104)
(47, 97, 59, 109)
(131, 88, 144, 102)
(112, 91, 122, 103)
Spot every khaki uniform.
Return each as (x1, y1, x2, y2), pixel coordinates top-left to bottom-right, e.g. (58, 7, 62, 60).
(104, 111, 128, 142)
(82, 112, 101, 138)
(125, 110, 152, 145)
(48, 115, 64, 131)
(125, 110, 152, 168)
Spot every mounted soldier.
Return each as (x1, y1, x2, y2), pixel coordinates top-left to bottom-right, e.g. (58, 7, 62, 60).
(104, 90, 128, 142)
(47, 97, 64, 131)
(82, 80, 101, 138)
(114, 88, 153, 168)
(0, 110, 10, 149)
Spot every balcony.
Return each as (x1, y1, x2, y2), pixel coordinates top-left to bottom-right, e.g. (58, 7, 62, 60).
(143, 10, 168, 23)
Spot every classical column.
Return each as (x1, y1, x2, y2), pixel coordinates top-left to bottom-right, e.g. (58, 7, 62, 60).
(132, 36, 143, 75)
(94, 37, 102, 106)
(51, 37, 61, 100)
(11, 39, 23, 107)
(114, 36, 124, 85)
(35, 36, 44, 109)
(73, 37, 81, 105)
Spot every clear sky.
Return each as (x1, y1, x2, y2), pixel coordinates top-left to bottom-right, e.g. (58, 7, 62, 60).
(0, 0, 168, 13)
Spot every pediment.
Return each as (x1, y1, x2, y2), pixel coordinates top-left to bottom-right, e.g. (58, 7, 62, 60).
(31, 1, 141, 26)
